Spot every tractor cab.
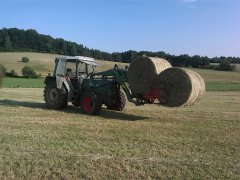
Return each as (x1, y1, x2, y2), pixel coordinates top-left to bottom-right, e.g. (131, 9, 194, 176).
(54, 56, 100, 78)
(54, 56, 100, 92)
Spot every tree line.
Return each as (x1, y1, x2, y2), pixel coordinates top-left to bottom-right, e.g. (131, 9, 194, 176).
(0, 28, 239, 70)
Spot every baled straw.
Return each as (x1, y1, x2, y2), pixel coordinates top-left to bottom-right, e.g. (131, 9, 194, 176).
(152, 68, 205, 107)
(127, 57, 172, 94)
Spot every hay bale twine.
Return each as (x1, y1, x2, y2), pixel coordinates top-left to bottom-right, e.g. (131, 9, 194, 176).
(152, 68, 205, 107)
(127, 57, 172, 94)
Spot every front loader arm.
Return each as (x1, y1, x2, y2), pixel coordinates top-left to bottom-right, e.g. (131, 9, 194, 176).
(93, 65, 142, 105)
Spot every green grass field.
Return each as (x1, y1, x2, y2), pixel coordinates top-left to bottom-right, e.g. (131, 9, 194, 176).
(1, 77, 44, 88)
(0, 88, 239, 179)
(206, 82, 240, 91)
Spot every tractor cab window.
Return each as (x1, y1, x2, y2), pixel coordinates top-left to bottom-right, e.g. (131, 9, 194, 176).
(87, 64, 95, 74)
(78, 62, 95, 76)
(66, 62, 77, 77)
(78, 63, 85, 75)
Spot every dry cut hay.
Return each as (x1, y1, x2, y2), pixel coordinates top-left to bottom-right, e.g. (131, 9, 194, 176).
(152, 68, 205, 107)
(127, 57, 172, 94)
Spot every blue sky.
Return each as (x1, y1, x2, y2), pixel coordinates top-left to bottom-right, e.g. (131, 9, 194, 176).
(0, 0, 239, 57)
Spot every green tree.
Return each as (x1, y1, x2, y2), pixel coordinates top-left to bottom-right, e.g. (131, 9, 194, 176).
(21, 57, 29, 63)
(6, 70, 18, 77)
(60, 40, 67, 54)
(217, 60, 235, 71)
(192, 55, 201, 68)
(70, 44, 77, 55)
(22, 66, 37, 78)
(3, 35, 11, 51)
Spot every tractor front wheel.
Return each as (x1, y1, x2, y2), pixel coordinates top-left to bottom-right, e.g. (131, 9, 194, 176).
(107, 91, 126, 111)
(44, 82, 67, 109)
(80, 93, 102, 115)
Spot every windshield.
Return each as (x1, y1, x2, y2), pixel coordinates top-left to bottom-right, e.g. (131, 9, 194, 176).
(78, 62, 95, 75)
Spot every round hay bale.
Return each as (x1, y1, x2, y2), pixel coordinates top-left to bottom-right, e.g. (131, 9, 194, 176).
(127, 57, 172, 94)
(191, 70, 205, 102)
(152, 68, 205, 107)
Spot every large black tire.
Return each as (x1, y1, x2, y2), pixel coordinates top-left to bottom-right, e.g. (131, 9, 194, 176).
(107, 91, 126, 111)
(80, 92, 102, 115)
(44, 82, 68, 109)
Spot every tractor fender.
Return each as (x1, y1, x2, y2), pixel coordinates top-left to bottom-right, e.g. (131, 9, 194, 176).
(44, 76, 70, 92)
(44, 76, 55, 84)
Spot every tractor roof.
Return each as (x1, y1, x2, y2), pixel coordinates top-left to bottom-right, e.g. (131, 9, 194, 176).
(57, 56, 101, 66)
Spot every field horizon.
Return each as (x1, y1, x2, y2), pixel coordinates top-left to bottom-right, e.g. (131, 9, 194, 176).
(1, 52, 240, 91)
(0, 52, 239, 81)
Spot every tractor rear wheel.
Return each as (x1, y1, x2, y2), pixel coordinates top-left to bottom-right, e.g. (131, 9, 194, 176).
(44, 82, 68, 109)
(80, 92, 102, 115)
(107, 91, 126, 111)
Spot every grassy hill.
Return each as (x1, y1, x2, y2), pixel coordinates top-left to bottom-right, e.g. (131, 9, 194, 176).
(0, 52, 128, 76)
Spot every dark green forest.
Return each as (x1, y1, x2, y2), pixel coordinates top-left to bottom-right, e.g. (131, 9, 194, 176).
(0, 28, 239, 70)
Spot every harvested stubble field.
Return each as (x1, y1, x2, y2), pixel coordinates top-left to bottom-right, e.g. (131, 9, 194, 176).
(0, 88, 240, 179)
(1, 52, 240, 178)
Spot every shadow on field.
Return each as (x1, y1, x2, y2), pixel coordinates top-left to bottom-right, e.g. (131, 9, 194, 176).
(0, 99, 148, 121)
(99, 110, 148, 121)
(0, 99, 45, 109)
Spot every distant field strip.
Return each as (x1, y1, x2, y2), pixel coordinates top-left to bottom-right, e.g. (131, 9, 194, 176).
(206, 82, 240, 91)
(1, 77, 44, 88)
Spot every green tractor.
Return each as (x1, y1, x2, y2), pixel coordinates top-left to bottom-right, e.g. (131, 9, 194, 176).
(44, 56, 205, 115)
(44, 56, 139, 115)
